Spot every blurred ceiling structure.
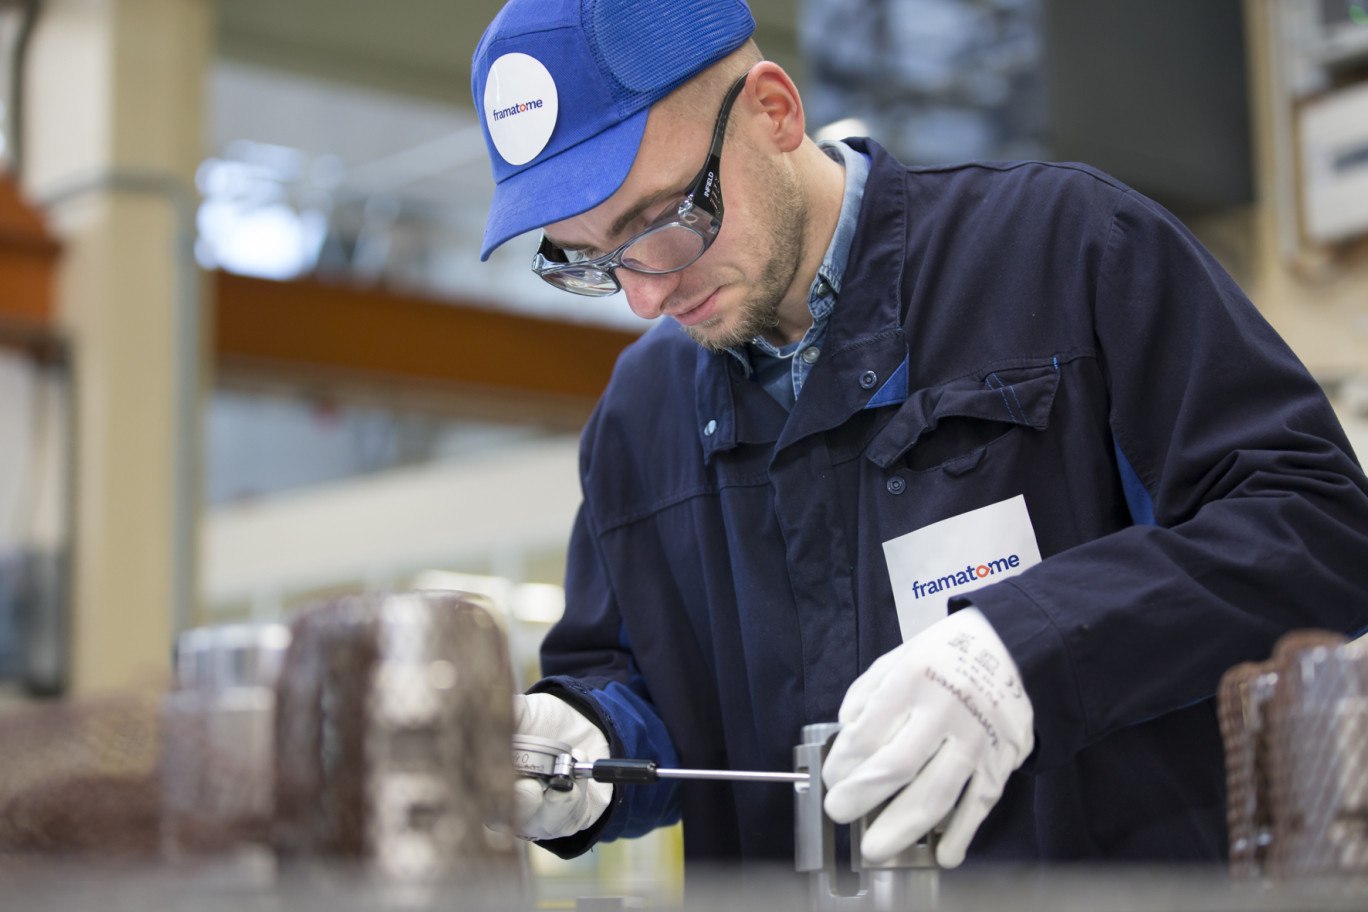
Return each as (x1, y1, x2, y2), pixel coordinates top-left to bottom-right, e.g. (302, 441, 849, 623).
(215, 0, 805, 107)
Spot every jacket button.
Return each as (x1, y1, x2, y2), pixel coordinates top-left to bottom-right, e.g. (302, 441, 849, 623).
(703, 419, 718, 437)
(859, 370, 878, 389)
(886, 476, 906, 495)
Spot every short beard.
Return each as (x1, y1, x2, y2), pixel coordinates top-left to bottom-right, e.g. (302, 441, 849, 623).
(683, 159, 809, 353)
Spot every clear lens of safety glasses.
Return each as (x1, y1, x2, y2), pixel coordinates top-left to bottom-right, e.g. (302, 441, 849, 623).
(620, 223, 708, 273)
(531, 239, 621, 296)
(539, 263, 620, 296)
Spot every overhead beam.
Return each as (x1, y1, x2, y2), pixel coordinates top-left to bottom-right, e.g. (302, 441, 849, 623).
(213, 271, 640, 429)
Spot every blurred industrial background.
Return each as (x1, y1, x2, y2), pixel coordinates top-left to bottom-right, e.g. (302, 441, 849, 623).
(1, 0, 1368, 902)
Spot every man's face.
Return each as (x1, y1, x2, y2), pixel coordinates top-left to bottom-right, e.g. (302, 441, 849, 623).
(542, 83, 809, 352)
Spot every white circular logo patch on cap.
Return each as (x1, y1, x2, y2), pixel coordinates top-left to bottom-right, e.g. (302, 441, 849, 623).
(484, 53, 559, 167)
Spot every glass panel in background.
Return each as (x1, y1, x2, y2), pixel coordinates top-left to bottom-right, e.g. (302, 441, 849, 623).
(802, 0, 1046, 164)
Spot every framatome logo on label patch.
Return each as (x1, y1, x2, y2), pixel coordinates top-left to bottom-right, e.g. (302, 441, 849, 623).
(907, 554, 1023, 599)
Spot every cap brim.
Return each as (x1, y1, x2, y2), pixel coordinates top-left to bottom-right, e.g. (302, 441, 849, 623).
(480, 108, 650, 261)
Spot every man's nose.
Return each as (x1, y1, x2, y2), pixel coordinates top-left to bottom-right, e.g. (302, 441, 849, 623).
(618, 269, 681, 320)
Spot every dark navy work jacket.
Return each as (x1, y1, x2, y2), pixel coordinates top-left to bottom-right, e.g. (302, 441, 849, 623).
(531, 139, 1368, 867)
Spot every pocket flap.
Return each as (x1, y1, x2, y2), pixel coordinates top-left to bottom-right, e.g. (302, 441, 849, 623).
(866, 363, 1061, 468)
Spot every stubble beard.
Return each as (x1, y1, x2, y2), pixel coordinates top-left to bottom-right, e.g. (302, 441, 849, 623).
(683, 162, 809, 353)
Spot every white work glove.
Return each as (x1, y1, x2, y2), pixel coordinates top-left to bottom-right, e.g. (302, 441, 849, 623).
(822, 607, 1033, 868)
(513, 693, 613, 840)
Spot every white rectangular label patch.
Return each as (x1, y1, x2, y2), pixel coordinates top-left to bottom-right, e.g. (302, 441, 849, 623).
(882, 494, 1042, 641)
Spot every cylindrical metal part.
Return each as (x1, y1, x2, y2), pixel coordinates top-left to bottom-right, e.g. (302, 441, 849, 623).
(864, 868, 938, 911)
(162, 621, 290, 855)
(1216, 628, 1368, 881)
(272, 590, 523, 900)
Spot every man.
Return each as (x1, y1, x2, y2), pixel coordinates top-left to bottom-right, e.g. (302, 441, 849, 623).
(472, 0, 1368, 871)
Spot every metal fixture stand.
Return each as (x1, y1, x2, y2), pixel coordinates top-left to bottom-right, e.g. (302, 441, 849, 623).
(794, 723, 939, 912)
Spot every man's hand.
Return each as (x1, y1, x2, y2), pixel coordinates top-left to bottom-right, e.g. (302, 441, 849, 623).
(513, 693, 613, 840)
(822, 607, 1033, 867)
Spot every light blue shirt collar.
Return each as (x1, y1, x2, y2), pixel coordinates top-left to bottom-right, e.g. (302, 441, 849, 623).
(730, 140, 871, 409)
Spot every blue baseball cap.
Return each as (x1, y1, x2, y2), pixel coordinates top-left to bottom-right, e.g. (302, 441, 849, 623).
(471, 0, 756, 261)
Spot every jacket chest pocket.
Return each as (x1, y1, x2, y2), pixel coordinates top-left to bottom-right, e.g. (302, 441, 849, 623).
(864, 362, 1061, 475)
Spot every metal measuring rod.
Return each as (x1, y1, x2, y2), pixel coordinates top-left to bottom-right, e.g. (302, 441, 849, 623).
(512, 734, 810, 791)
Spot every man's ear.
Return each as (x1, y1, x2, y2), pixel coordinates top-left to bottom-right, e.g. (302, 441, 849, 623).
(745, 62, 806, 154)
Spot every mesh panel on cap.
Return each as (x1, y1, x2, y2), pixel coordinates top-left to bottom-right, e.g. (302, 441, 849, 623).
(588, 0, 754, 103)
